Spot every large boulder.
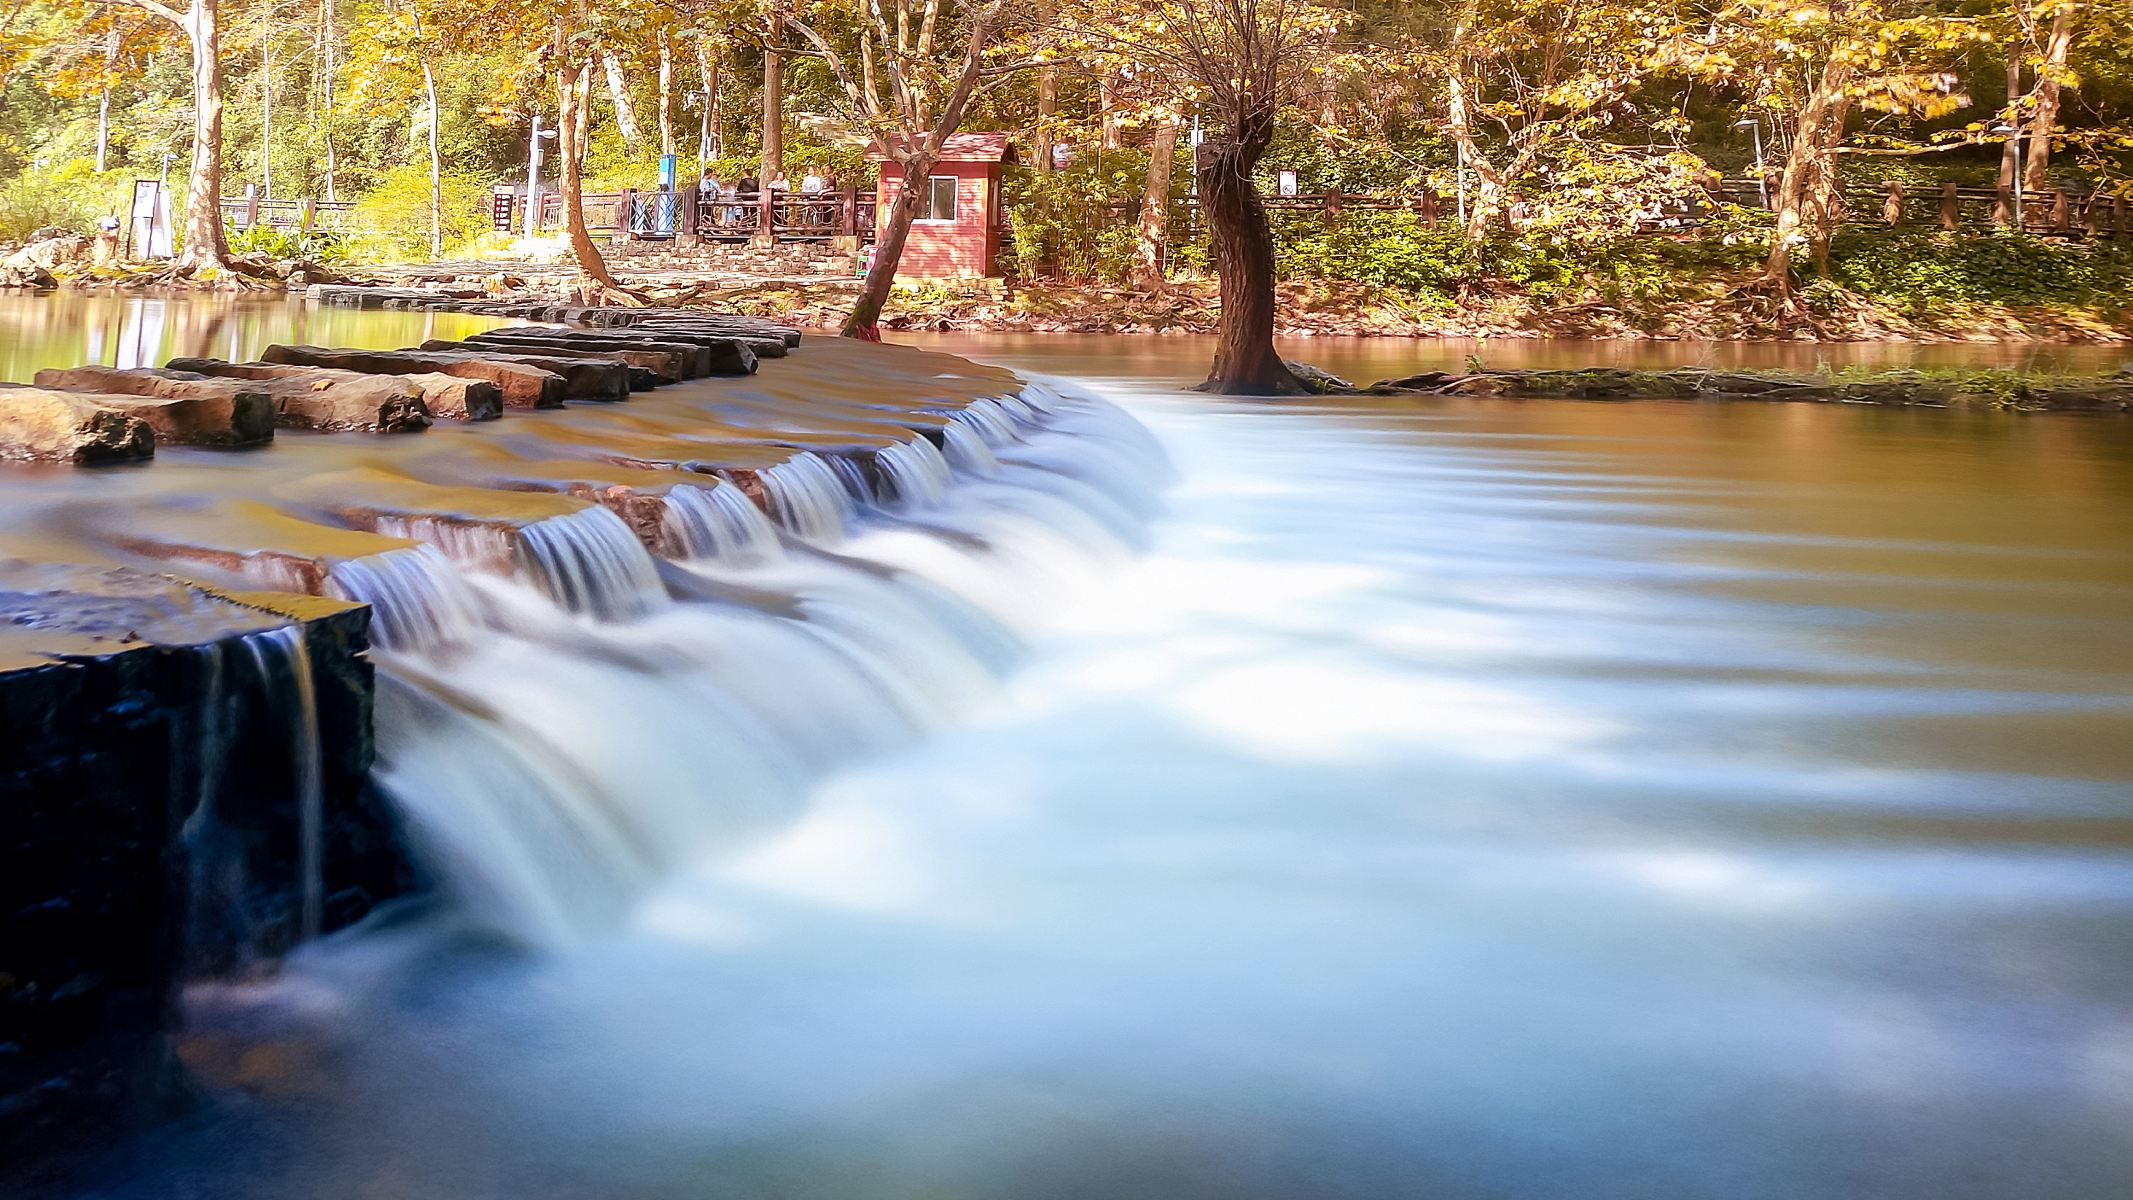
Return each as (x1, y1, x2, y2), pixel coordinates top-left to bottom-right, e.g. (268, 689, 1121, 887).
(0, 234, 90, 287)
(36, 366, 429, 434)
(261, 345, 565, 409)
(164, 358, 502, 422)
(0, 387, 155, 463)
(413, 341, 651, 395)
(27, 369, 274, 446)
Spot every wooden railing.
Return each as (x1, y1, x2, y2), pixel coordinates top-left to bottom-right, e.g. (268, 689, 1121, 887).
(513, 186, 879, 244)
(219, 195, 358, 232)
(1055, 178, 2132, 241)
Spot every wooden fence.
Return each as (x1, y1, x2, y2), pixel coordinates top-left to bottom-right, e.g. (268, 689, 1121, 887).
(511, 185, 879, 244)
(219, 195, 359, 233)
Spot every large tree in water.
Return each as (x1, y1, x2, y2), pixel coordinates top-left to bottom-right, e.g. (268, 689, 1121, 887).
(1093, 0, 1336, 395)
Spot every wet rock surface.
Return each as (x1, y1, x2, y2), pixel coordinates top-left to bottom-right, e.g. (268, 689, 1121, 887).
(0, 564, 404, 1168)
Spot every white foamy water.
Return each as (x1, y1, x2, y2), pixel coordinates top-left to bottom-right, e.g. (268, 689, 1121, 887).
(49, 367, 2133, 1200)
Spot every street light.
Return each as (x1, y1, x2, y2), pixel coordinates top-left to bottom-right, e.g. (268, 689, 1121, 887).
(1989, 120, 2025, 230)
(1732, 117, 1767, 209)
(525, 115, 558, 239)
(684, 90, 713, 164)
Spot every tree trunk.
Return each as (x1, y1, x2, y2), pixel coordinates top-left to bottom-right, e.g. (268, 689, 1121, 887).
(1197, 113, 1301, 395)
(603, 50, 644, 151)
(657, 34, 675, 158)
(843, 154, 934, 337)
(1996, 54, 2021, 224)
(423, 60, 443, 257)
(1444, 66, 1508, 240)
(1761, 57, 1852, 290)
(557, 55, 624, 292)
(1133, 115, 1177, 291)
(697, 40, 721, 160)
(179, 0, 230, 271)
(1099, 74, 1120, 150)
(1034, 66, 1057, 173)
(1806, 97, 1851, 278)
(760, 30, 782, 179)
(2024, 4, 2075, 191)
(259, 3, 271, 195)
(96, 25, 117, 172)
(319, 0, 337, 202)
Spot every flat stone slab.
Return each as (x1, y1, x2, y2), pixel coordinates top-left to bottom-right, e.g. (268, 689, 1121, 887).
(37, 365, 429, 434)
(165, 359, 503, 423)
(0, 387, 157, 464)
(262, 345, 565, 410)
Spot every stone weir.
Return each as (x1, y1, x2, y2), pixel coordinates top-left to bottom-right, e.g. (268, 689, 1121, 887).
(0, 305, 1027, 1162)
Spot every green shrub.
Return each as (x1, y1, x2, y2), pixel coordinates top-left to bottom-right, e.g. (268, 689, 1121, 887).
(227, 224, 350, 263)
(1826, 229, 2133, 309)
(0, 160, 131, 243)
(351, 164, 495, 259)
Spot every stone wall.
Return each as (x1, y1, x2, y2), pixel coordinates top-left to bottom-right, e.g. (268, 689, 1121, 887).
(0, 568, 412, 1167)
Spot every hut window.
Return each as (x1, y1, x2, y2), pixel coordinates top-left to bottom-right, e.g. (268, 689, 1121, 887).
(916, 176, 958, 223)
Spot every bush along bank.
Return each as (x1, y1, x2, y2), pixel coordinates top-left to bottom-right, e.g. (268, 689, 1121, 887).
(1329, 366, 2133, 412)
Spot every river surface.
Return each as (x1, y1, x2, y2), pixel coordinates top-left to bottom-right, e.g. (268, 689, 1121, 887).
(10, 302, 2133, 1199)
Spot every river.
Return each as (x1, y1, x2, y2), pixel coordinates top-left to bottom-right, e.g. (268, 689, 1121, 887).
(9, 299, 2133, 1199)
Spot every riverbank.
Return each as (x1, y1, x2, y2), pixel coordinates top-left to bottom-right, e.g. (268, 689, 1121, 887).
(695, 277, 2133, 344)
(16, 227, 2132, 345)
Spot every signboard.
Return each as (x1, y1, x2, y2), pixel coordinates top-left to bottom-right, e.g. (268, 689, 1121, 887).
(491, 191, 517, 232)
(128, 180, 172, 259)
(1278, 170, 1299, 197)
(658, 154, 678, 192)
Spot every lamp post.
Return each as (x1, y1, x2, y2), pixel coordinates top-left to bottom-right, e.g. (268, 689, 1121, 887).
(1732, 117, 1767, 208)
(1990, 120, 2025, 230)
(524, 115, 557, 239)
(684, 90, 712, 165)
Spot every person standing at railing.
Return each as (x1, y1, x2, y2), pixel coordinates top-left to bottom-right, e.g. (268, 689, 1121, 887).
(800, 168, 826, 228)
(700, 169, 723, 230)
(737, 174, 760, 231)
(767, 170, 791, 228)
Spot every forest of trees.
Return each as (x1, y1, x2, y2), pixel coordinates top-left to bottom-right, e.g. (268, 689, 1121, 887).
(0, 0, 2127, 380)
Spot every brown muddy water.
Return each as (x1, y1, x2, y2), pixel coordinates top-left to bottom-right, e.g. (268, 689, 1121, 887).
(8, 299, 2133, 1200)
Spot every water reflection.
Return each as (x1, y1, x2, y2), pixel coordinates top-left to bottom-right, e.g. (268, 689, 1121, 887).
(0, 292, 509, 383)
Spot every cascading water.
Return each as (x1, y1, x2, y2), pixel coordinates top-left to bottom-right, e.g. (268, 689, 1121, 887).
(515, 505, 669, 620)
(748, 451, 859, 542)
(245, 626, 323, 943)
(874, 437, 956, 509)
(179, 622, 328, 969)
(331, 381, 1168, 946)
(659, 482, 784, 566)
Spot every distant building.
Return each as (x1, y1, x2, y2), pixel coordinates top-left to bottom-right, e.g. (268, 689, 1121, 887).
(865, 133, 1015, 279)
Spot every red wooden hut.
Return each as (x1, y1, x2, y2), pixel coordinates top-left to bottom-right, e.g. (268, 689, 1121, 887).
(866, 133, 1015, 279)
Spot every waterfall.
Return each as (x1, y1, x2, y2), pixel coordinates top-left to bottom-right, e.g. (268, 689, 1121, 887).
(347, 380, 1170, 947)
(941, 421, 1000, 475)
(515, 506, 668, 621)
(246, 626, 323, 943)
(179, 622, 327, 969)
(659, 483, 784, 566)
(326, 544, 486, 652)
(753, 452, 859, 543)
(874, 438, 954, 509)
